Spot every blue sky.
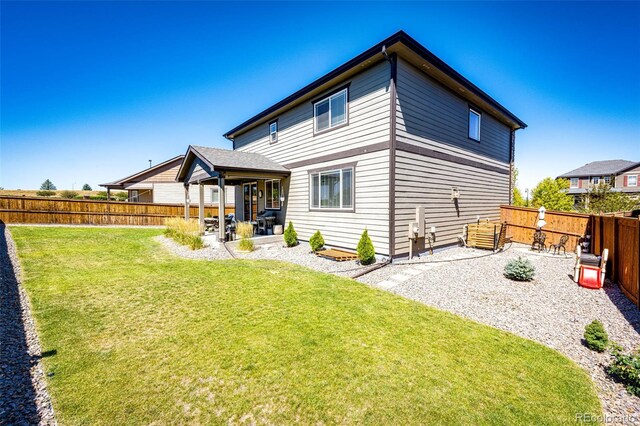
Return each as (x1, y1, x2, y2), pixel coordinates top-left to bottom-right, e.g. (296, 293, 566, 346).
(1, 1, 639, 192)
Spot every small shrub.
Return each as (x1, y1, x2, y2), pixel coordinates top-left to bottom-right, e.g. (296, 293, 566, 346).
(284, 222, 298, 247)
(583, 320, 609, 352)
(164, 217, 203, 250)
(504, 257, 535, 281)
(36, 190, 56, 197)
(309, 230, 324, 252)
(59, 190, 79, 199)
(357, 229, 376, 265)
(606, 345, 640, 397)
(238, 238, 254, 252)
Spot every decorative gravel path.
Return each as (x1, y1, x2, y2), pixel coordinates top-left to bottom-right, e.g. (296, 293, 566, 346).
(0, 224, 56, 425)
(357, 244, 640, 424)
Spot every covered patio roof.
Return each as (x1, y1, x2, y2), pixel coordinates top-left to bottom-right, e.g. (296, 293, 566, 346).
(176, 145, 290, 185)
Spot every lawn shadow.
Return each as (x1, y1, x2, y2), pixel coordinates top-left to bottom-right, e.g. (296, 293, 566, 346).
(0, 221, 48, 424)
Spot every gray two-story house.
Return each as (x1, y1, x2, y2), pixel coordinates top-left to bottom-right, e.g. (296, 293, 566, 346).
(558, 160, 640, 202)
(177, 31, 526, 258)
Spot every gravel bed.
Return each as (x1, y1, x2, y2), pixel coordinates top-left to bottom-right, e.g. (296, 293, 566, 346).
(358, 243, 640, 424)
(153, 235, 232, 260)
(0, 224, 56, 425)
(232, 242, 370, 277)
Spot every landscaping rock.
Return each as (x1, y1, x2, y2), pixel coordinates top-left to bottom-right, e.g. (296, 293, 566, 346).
(0, 224, 56, 425)
(358, 243, 640, 424)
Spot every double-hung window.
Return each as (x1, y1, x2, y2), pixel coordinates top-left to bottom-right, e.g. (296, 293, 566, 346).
(468, 108, 481, 141)
(269, 121, 278, 143)
(592, 177, 601, 185)
(570, 178, 579, 188)
(314, 88, 347, 133)
(628, 175, 638, 187)
(603, 176, 611, 185)
(310, 167, 353, 210)
(211, 187, 230, 204)
(265, 180, 281, 209)
(130, 190, 139, 202)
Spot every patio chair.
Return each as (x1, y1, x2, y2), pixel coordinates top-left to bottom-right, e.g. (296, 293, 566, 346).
(531, 230, 546, 252)
(549, 234, 569, 256)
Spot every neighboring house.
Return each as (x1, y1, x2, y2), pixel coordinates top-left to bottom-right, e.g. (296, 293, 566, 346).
(557, 159, 640, 200)
(177, 31, 526, 257)
(102, 155, 234, 204)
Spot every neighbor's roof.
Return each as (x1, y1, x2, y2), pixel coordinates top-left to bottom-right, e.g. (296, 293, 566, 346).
(100, 155, 184, 189)
(176, 145, 289, 182)
(558, 160, 640, 178)
(223, 30, 527, 140)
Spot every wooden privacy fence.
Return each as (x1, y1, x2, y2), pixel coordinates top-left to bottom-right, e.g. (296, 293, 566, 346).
(500, 205, 590, 250)
(591, 215, 640, 308)
(501, 205, 640, 309)
(0, 196, 234, 226)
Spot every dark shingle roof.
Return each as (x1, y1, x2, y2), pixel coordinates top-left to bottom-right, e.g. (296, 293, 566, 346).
(558, 160, 639, 178)
(190, 146, 289, 173)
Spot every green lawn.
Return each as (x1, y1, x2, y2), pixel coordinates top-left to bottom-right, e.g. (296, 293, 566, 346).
(11, 227, 601, 424)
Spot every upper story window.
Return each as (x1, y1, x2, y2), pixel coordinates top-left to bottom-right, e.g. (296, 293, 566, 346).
(592, 176, 601, 185)
(310, 167, 353, 210)
(628, 175, 638, 187)
(603, 176, 611, 185)
(269, 121, 278, 143)
(265, 179, 281, 210)
(570, 178, 579, 188)
(314, 88, 347, 133)
(468, 108, 481, 141)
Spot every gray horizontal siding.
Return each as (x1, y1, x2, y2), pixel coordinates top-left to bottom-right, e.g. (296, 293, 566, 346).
(233, 61, 391, 165)
(393, 147, 509, 255)
(285, 150, 390, 255)
(396, 58, 511, 164)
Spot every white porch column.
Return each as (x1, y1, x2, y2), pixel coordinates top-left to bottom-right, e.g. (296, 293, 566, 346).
(198, 182, 205, 231)
(218, 177, 226, 241)
(184, 185, 190, 220)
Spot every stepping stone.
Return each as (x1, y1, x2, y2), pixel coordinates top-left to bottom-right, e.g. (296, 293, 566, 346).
(389, 273, 411, 282)
(377, 280, 397, 289)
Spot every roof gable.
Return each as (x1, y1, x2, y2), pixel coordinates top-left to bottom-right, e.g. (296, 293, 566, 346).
(100, 155, 184, 188)
(223, 30, 526, 140)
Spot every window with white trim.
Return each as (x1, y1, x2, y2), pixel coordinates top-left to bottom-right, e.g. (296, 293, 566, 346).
(269, 121, 278, 143)
(468, 108, 481, 141)
(570, 178, 579, 188)
(592, 176, 601, 185)
(211, 187, 230, 204)
(265, 180, 281, 209)
(628, 175, 638, 187)
(130, 190, 139, 202)
(310, 167, 353, 210)
(603, 176, 611, 185)
(314, 88, 347, 133)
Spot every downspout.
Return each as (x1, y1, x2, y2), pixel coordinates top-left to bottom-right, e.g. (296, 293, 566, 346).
(509, 129, 516, 205)
(385, 46, 398, 260)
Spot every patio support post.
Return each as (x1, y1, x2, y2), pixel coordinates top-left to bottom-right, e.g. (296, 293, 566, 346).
(198, 182, 205, 232)
(218, 177, 226, 241)
(184, 185, 190, 220)
(107, 188, 111, 201)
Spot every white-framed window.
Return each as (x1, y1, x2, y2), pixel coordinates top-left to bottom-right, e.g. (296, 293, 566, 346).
(265, 179, 281, 210)
(468, 108, 481, 141)
(310, 167, 353, 210)
(628, 175, 638, 187)
(211, 187, 230, 204)
(603, 176, 611, 185)
(269, 121, 278, 143)
(130, 190, 139, 202)
(314, 88, 347, 133)
(592, 176, 601, 185)
(570, 177, 579, 188)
